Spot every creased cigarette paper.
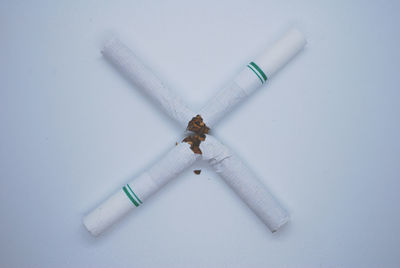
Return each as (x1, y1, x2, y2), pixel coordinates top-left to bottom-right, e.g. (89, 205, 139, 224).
(84, 143, 200, 236)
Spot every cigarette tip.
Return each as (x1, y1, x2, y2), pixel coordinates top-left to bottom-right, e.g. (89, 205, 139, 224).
(83, 215, 100, 237)
(270, 214, 290, 233)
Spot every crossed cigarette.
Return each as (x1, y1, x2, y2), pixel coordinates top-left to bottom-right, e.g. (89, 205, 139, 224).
(84, 28, 306, 236)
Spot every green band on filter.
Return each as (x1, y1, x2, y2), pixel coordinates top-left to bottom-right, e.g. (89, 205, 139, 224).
(247, 61, 268, 84)
(123, 186, 139, 207)
(249, 62, 268, 82)
(247, 64, 264, 83)
(127, 184, 142, 204)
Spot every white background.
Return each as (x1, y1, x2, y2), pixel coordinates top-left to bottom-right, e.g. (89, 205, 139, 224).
(1, 0, 399, 267)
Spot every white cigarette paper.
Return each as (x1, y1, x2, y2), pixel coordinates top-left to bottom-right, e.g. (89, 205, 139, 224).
(84, 143, 199, 236)
(200, 135, 288, 232)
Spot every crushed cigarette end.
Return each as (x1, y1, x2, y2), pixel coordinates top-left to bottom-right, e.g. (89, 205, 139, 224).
(193, 169, 201, 175)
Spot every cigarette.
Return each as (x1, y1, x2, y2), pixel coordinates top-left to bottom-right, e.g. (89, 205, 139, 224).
(200, 135, 288, 232)
(83, 143, 199, 236)
(199, 28, 306, 127)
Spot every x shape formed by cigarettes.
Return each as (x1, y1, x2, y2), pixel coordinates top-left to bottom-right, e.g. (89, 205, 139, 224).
(84, 28, 306, 236)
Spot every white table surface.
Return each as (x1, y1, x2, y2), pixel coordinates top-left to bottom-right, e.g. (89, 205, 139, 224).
(1, 0, 399, 267)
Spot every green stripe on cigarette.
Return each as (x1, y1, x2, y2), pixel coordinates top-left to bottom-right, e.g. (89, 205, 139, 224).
(123, 186, 139, 207)
(127, 184, 142, 204)
(247, 64, 264, 83)
(249, 61, 268, 83)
